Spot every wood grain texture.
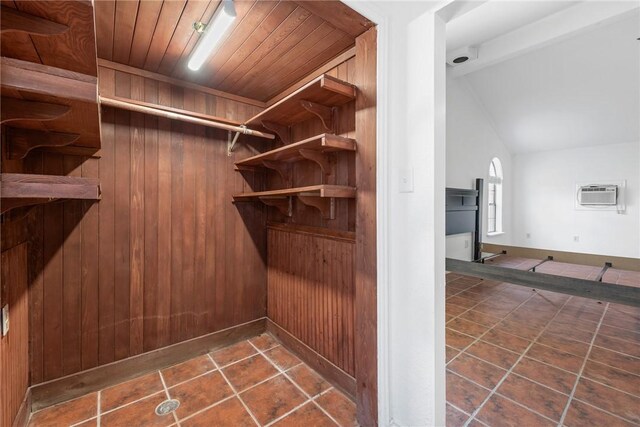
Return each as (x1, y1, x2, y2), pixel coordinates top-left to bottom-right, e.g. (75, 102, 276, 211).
(266, 225, 355, 376)
(93, 0, 369, 101)
(2, 0, 98, 76)
(0, 244, 30, 427)
(354, 27, 377, 427)
(26, 67, 268, 384)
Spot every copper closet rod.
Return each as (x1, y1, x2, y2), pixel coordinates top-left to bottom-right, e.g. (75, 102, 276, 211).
(99, 95, 275, 140)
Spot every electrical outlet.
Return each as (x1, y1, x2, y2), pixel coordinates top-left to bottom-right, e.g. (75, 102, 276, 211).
(1, 305, 8, 336)
(526, 233, 531, 239)
(399, 168, 414, 193)
(464, 240, 469, 249)
(574, 236, 580, 243)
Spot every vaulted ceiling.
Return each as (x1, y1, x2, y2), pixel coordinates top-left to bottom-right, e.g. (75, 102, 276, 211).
(94, 0, 372, 102)
(447, 2, 639, 153)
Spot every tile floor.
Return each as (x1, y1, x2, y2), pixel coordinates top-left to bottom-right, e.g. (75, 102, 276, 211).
(28, 334, 357, 427)
(446, 256, 640, 427)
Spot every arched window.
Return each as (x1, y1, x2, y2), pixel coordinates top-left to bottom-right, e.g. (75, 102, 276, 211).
(488, 157, 503, 234)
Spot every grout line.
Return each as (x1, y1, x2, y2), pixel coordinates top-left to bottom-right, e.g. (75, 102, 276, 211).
(571, 396, 640, 424)
(462, 293, 575, 427)
(97, 390, 101, 427)
(558, 303, 609, 426)
(176, 394, 237, 424)
(207, 353, 261, 426)
(158, 371, 181, 427)
(247, 340, 342, 426)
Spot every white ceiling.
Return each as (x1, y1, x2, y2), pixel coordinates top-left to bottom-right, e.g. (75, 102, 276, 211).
(447, 3, 640, 153)
(446, 1, 579, 52)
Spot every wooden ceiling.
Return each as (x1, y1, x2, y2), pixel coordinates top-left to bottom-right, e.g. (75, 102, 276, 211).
(94, 0, 373, 102)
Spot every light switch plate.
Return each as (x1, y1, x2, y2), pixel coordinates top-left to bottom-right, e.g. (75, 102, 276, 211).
(399, 167, 414, 193)
(1, 305, 8, 336)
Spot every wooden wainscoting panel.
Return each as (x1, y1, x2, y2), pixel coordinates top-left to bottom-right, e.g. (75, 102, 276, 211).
(267, 224, 355, 377)
(0, 243, 30, 427)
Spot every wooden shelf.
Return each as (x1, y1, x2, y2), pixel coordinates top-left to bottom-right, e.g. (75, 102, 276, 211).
(233, 185, 355, 201)
(1, 173, 101, 214)
(235, 133, 356, 170)
(233, 185, 355, 220)
(245, 74, 356, 130)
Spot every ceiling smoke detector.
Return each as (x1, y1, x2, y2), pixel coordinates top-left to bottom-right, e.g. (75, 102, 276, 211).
(447, 47, 478, 66)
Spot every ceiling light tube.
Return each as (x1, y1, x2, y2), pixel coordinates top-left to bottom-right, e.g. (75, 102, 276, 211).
(187, 0, 236, 71)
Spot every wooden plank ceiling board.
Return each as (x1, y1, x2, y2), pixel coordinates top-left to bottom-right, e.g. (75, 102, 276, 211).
(94, 0, 373, 102)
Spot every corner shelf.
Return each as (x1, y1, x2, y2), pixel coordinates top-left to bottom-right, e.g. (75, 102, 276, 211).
(233, 185, 356, 219)
(245, 74, 356, 141)
(235, 133, 356, 176)
(1, 173, 101, 214)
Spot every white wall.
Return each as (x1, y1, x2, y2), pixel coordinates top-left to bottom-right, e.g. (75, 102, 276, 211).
(446, 72, 513, 260)
(512, 142, 640, 258)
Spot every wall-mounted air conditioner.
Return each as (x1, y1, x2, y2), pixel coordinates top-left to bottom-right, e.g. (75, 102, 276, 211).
(575, 180, 626, 213)
(577, 185, 618, 205)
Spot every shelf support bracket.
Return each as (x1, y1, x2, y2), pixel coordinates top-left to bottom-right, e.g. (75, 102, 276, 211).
(298, 149, 334, 177)
(261, 121, 291, 145)
(6, 128, 79, 159)
(298, 195, 335, 220)
(261, 160, 292, 187)
(1, 198, 56, 215)
(300, 100, 334, 132)
(259, 196, 292, 217)
(228, 125, 258, 156)
(1, 97, 70, 124)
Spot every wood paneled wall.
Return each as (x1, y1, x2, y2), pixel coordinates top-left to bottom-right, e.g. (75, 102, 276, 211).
(0, 243, 29, 427)
(26, 67, 268, 384)
(267, 225, 355, 375)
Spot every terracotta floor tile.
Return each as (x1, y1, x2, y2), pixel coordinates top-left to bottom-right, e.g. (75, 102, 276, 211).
(287, 364, 331, 397)
(101, 392, 173, 427)
(563, 399, 636, 427)
(240, 375, 306, 425)
(447, 318, 489, 337)
(581, 360, 640, 397)
(315, 389, 357, 427)
(249, 333, 279, 351)
(445, 371, 490, 414)
(598, 324, 640, 344)
(475, 394, 555, 427)
(545, 321, 594, 343)
(446, 328, 476, 350)
(210, 341, 257, 367)
(526, 343, 585, 373)
(512, 357, 577, 394)
(458, 310, 503, 327)
(447, 295, 478, 309)
(446, 404, 469, 427)
(446, 346, 460, 363)
(272, 402, 335, 427)
(74, 418, 98, 427)
(473, 301, 516, 318)
(466, 341, 521, 370)
(169, 371, 234, 419)
(222, 354, 279, 392)
(446, 302, 470, 317)
(457, 291, 489, 303)
(574, 378, 640, 424)
(161, 355, 216, 387)
(554, 313, 599, 333)
(481, 329, 531, 354)
(497, 374, 568, 421)
(594, 334, 640, 358)
(589, 346, 640, 374)
(264, 345, 301, 371)
(448, 353, 507, 389)
(494, 319, 540, 340)
(181, 398, 255, 427)
(28, 393, 97, 427)
(536, 332, 591, 358)
(101, 372, 164, 412)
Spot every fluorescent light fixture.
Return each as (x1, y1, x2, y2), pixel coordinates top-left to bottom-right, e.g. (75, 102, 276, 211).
(187, 0, 236, 71)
